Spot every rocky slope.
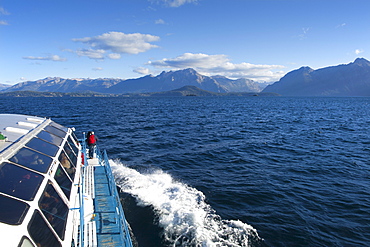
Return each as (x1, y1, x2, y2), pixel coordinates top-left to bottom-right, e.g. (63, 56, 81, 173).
(263, 58, 370, 96)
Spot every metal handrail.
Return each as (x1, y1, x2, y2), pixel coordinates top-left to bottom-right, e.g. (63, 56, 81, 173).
(87, 135, 133, 247)
(79, 133, 88, 247)
(100, 148, 133, 247)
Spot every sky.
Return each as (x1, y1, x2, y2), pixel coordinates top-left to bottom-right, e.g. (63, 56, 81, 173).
(1, 0, 370, 85)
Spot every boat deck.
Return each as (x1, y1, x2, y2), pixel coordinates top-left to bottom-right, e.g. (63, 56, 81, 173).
(88, 158, 128, 246)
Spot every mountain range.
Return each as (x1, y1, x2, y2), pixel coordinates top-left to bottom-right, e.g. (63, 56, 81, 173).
(2, 58, 370, 96)
(0, 86, 279, 97)
(263, 58, 370, 96)
(1, 68, 265, 94)
(0, 83, 11, 91)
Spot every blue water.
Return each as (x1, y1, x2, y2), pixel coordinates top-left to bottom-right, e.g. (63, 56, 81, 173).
(1, 96, 369, 246)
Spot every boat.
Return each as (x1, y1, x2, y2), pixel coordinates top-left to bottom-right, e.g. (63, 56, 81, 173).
(0, 114, 133, 247)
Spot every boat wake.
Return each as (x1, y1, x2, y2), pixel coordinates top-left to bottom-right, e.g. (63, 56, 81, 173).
(111, 160, 261, 247)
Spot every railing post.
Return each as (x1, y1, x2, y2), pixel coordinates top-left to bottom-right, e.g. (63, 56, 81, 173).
(79, 132, 88, 247)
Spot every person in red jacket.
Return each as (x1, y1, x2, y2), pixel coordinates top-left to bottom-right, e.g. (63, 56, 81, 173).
(86, 131, 97, 158)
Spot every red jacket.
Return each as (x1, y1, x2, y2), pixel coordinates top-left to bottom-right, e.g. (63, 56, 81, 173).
(87, 134, 96, 145)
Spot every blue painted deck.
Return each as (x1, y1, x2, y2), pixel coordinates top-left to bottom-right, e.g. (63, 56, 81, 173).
(93, 163, 127, 246)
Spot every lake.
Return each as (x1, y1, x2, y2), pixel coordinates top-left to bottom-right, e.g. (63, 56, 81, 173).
(1, 96, 369, 246)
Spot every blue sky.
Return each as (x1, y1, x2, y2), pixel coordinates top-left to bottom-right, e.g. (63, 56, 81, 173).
(1, 0, 369, 85)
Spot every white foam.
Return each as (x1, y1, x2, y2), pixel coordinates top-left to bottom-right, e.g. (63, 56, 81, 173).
(111, 160, 260, 246)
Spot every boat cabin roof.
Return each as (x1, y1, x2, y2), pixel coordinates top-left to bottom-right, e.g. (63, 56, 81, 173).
(0, 114, 81, 247)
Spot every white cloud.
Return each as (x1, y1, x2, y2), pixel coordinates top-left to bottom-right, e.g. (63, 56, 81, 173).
(155, 19, 166, 24)
(0, 7, 10, 15)
(23, 54, 67, 62)
(1, 6, 9, 25)
(336, 23, 346, 28)
(148, 53, 229, 68)
(150, 0, 198, 7)
(133, 67, 152, 75)
(355, 49, 363, 55)
(298, 27, 310, 40)
(67, 48, 121, 60)
(93, 67, 103, 71)
(73, 31, 160, 58)
(147, 53, 285, 82)
(74, 49, 106, 59)
(107, 53, 121, 59)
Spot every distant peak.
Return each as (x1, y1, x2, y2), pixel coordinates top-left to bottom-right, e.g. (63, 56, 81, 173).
(353, 57, 370, 66)
(284, 66, 313, 75)
(298, 66, 314, 71)
(43, 77, 62, 80)
(158, 68, 199, 77)
(183, 68, 197, 73)
(173, 68, 198, 75)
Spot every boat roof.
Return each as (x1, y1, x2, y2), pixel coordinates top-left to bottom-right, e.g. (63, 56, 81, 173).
(0, 114, 80, 247)
(0, 114, 47, 153)
(0, 114, 133, 247)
